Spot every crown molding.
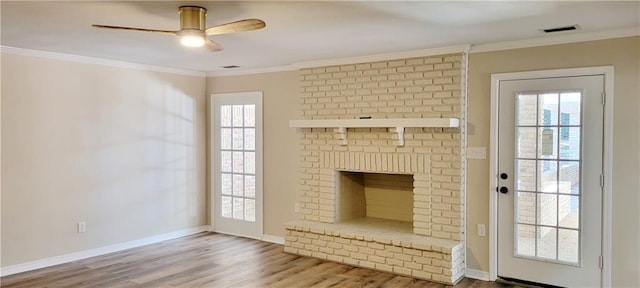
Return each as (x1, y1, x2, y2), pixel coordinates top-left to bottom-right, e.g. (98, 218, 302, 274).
(470, 26, 639, 53)
(0, 46, 207, 77)
(206, 65, 297, 77)
(292, 44, 471, 69)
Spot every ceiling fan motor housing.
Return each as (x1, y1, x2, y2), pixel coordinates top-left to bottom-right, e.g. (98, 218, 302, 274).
(179, 6, 206, 31)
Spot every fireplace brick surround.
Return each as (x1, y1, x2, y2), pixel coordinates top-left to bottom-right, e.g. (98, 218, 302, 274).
(285, 53, 467, 284)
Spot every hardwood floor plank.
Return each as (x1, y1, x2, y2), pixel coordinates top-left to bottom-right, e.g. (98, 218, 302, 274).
(0, 232, 528, 288)
(268, 262, 352, 288)
(378, 275, 425, 288)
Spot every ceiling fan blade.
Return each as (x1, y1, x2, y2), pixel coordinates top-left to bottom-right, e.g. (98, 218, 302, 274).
(92, 24, 178, 35)
(204, 39, 224, 52)
(205, 19, 266, 36)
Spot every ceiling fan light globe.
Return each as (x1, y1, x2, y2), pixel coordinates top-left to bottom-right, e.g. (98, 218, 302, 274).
(180, 35, 205, 47)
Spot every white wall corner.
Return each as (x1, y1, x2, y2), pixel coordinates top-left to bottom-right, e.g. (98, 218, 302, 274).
(0, 226, 210, 277)
(465, 269, 491, 281)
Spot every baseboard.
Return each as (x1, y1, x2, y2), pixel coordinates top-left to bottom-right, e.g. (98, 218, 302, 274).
(465, 268, 491, 281)
(208, 228, 285, 245)
(261, 234, 285, 245)
(0, 225, 210, 277)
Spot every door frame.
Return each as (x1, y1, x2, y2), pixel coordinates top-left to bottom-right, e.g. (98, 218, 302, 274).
(489, 67, 614, 286)
(209, 91, 264, 239)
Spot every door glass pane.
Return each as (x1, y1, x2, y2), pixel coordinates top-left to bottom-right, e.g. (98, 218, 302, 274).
(221, 196, 232, 218)
(537, 227, 557, 260)
(517, 192, 536, 224)
(537, 194, 557, 226)
(517, 127, 537, 158)
(558, 229, 579, 263)
(539, 93, 559, 126)
(559, 161, 580, 195)
(244, 128, 255, 150)
(538, 160, 558, 193)
(538, 127, 558, 159)
(221, 174, 232, 195)
(233, 151, 244, 173)
(244, 105, 256, 127)
(517, 224, 536, 257)
(245, 175, 256, 198)
(233, 198, 244, 219)
(221, 151, 232, 172)
(232, 105, 243, 127)
(221, 128, 232, 150)
(220, 106, 232, 127)
(516, 160, 536, 191)
(558, 195, 579, 229)
(245, 152, 255, 174)
(560, 92, 581, 125)
(232, 128, 244, 150)
(559, 128, 580, 160)
(245, 199, 256, 222)
(516, 94, 537, 126)
(233, 174, 244, 196)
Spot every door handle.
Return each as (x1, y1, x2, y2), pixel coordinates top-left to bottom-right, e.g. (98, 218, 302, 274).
(498, 186, 509, 194)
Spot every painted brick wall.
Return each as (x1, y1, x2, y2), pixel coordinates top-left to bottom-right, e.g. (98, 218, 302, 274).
(299, 56, 463, 120)
(296, 53, 467, 241)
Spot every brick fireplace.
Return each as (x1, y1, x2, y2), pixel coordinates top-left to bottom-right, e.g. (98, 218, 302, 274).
(284, 52, 467, 284)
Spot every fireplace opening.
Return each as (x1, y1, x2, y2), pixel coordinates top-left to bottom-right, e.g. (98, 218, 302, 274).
(336, 171, 413, 225)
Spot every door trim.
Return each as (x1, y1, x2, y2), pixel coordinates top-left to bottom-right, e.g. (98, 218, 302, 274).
(489, 66, 613, 286)
(209, 91, 264, 239)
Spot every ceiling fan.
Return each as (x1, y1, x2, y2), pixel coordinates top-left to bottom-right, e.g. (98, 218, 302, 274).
(92, 6, 265, 52)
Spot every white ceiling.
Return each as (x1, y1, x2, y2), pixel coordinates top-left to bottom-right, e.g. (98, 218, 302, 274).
(2, 1, 639, 73)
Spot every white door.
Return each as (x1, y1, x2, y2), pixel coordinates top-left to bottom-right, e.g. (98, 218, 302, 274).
(497, 75, 604, 287)
(211, 92, 263, 239)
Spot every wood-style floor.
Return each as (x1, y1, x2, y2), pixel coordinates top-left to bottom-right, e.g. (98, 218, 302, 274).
(1, 232, 524, 288)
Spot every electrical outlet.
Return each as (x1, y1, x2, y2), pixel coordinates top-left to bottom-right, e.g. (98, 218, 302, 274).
(477, 224, 486, 237)
(78, 221, 86, 233)
(294, 203, 300, 213)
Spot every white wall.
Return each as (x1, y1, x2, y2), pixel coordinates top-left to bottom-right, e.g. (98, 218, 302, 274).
(1, 53, 207, 267)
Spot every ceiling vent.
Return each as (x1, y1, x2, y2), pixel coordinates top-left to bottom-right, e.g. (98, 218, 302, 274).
(542, 25, 580, 33)
(221, 65, 240, 69)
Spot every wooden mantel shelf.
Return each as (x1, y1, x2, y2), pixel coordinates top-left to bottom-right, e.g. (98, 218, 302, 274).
(289, 118, 459, 129)
(289, 118, 459, 146)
